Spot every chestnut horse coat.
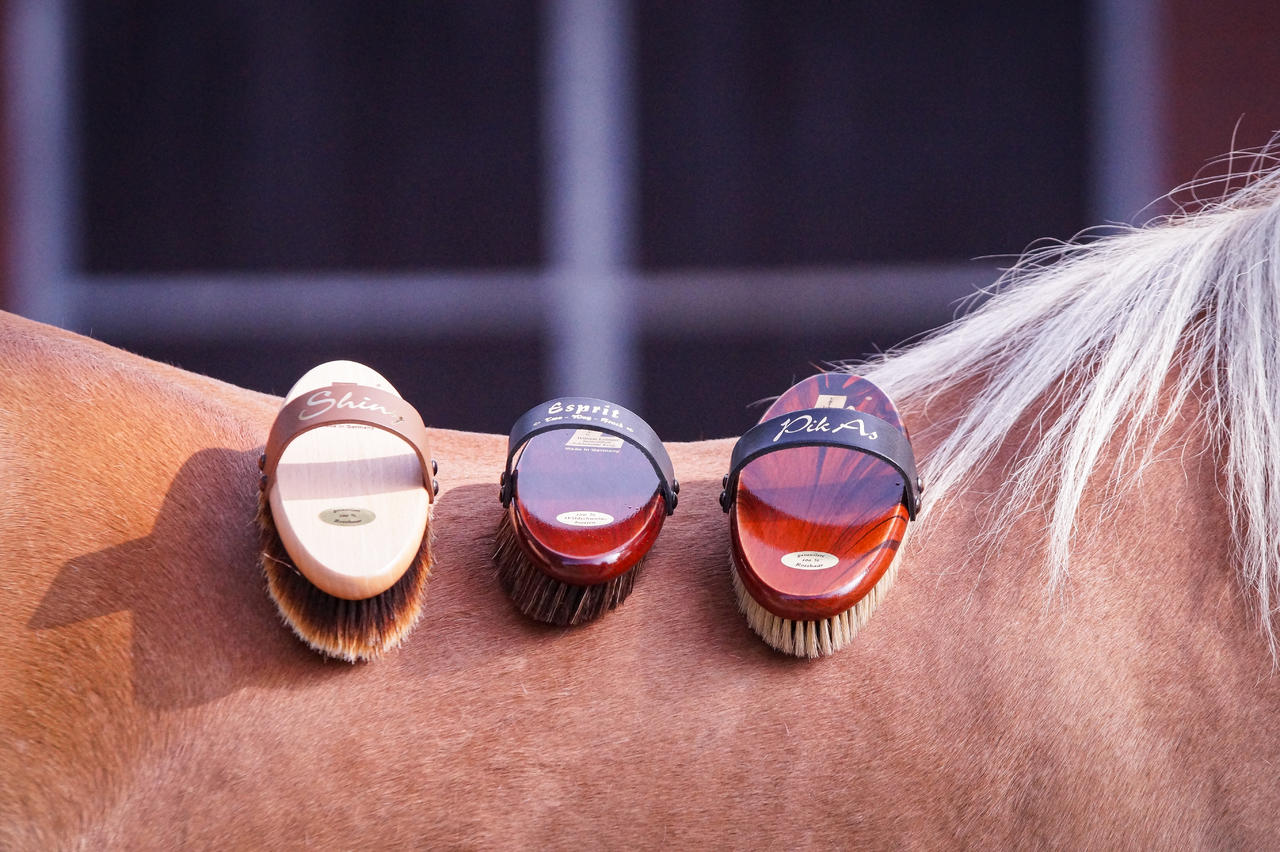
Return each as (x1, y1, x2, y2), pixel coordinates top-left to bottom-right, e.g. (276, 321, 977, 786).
(5, 171, 1280, 847)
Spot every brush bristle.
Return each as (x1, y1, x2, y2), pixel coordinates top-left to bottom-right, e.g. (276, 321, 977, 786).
(493, 511, 640, 626)
(730, 555, 901, 658)
(257, 489, 432, 662)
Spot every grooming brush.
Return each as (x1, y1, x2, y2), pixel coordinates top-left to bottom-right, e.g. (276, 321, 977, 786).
(258, 360, 438, 661)
(494, 397, 677, 626)
(721, 372, 920, 658)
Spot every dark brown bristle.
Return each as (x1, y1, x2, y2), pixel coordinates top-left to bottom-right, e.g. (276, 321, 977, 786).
(493, 512, 640, 626)
(257, 489, 432, 662)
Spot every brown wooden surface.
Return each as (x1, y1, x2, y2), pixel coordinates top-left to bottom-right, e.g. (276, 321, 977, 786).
(509, 431, 667, 586)
(730, 373, 910, 620)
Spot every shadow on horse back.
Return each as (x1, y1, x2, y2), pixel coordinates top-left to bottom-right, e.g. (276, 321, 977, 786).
(5, 164, 1280, 847)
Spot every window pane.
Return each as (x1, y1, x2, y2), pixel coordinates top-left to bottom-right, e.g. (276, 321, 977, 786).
(637, 1, 1088, 267)
(80, 2, 543, 272)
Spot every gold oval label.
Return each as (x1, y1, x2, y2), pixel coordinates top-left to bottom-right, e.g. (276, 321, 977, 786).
(320, 508, 376, 527)
(555, 510, 614, 528)
(781, 551, 839, 570)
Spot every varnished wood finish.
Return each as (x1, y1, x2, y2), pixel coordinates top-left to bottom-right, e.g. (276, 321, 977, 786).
(509, 432, 667, 586)
(731, 373, 911, 621)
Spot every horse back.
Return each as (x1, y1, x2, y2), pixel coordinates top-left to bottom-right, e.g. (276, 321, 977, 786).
(3, 311, 1279, 847)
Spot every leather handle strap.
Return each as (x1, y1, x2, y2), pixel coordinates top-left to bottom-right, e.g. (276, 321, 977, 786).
(720, 407, 920, 519)
(500, 396, 678, 515)
(261, 383, 436, 502)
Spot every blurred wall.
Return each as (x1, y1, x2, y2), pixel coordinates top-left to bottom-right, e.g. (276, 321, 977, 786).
(4, 1, 1279, 439)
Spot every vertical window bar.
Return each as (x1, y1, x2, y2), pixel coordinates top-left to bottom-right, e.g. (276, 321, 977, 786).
(5, 0, 77, 327)
(542, 0, 638, 405)
(1089, 0, 1166, 225)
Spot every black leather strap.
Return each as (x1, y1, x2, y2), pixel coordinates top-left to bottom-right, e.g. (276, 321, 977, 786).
(500, 397, 678, 514)
(720, 407, 920, 519)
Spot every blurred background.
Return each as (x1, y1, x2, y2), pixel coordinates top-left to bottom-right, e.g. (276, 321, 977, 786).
(2, 1, 1278, 440)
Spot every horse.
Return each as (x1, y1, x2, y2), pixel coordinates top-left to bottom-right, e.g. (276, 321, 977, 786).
(5, 161, 1280, 848)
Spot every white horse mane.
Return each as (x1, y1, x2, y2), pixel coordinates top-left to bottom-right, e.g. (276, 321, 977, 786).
(859, 153, 1280, 657)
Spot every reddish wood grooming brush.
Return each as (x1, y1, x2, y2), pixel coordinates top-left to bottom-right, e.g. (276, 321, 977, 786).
(258, 361, 438, 662)
(494, 397, 678, 626)
(721, 373, 921, 658)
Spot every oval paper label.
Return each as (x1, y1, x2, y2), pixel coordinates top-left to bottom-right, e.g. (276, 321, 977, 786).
(781, 551, 839, 571)
(556, 510, 614, 528)
(320, 508, 376, 527)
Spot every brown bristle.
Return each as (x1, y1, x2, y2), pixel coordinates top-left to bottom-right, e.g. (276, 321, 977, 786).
(730, 555, 901, 659)
(493, 512, 640, 626)
(257, 489, 432, 663)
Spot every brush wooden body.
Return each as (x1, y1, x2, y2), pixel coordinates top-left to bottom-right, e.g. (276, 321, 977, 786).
(494, 405, 673, 626)
(726, 373, 914, 658)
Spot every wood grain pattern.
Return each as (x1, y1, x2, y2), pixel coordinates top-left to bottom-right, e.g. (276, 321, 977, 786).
(508, 432, 667, 586)
(267, 361, 431, 600)
(730, 373, 911, 621)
